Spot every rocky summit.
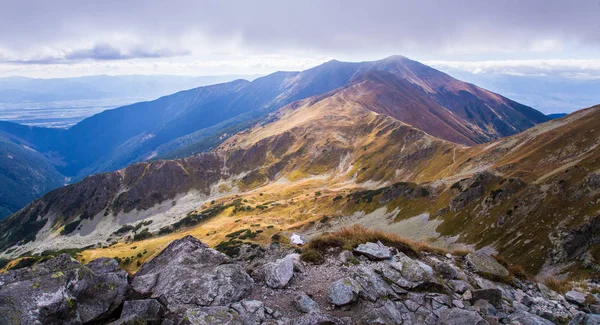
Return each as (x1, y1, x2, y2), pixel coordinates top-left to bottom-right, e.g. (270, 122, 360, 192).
(1, 235, 599, 325)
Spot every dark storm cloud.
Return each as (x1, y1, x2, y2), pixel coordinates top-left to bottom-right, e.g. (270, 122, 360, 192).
(1, 0, 598, 60)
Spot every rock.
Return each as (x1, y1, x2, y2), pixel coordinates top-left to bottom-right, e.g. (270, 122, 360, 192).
(328, 277, 362, 306)
(186, 306, 242, 325)
(352, 266, 396, 302)
(287, 253, 305, 273)
(130, 236, 253, 315)
(290, 233, 306, 245)
(472, 288, 503, 309)
(294, 312, 350, 325)
(507, 311, 554, 325)
(438, 308, 489, 325)
(120, 299, 163, 322)
(230, 300, 267, 325)
(449, 280, 473, 294)
(265, 254, 295, 289)
(463, 290, 473, 301)
(569, 312, 600, 325)
(293, 292, 320, 313)
(589, 304, 600, 314)
(359, 300, 405, 325)
(339, 250, 355, 263)
(452, 300, 464, 308)
(565, 290, 587, 306)
(465, 252, 509, 278)
(0, 254, 128, 325)
(86, 257, 121, 274)
(437, 262, 460, 279)
(354, 241, 393, 260)
(473, 299, 497, 316)
(130, 273, 158, 296)
(107, 315, 148, 325)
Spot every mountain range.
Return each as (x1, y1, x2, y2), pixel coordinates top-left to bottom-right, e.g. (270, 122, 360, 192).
(0, 56, 549, 219)
(1, 56, 597, 280)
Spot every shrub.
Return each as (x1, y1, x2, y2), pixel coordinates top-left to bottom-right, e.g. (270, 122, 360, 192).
(7, 257, 38, 270)
(300, 249, 324, 264)
(61, 219, 82, 235)
(133, 228, 152, 241)
(541, 276, 571, 294)
(508, 264, 531, 280)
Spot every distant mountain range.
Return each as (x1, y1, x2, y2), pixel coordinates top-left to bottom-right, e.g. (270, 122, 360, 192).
(433, 70, 600, 115)
(0, 56, 552, 219)
(0, 74, 262, 104)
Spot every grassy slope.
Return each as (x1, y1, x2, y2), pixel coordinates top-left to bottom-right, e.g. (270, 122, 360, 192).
(2, 83, 597, 277)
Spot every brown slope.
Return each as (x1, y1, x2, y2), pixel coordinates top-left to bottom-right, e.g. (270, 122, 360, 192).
(366, 56, 551, 142)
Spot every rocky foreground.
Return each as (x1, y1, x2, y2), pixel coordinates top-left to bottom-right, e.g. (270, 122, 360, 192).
(1, 236, 599, 325)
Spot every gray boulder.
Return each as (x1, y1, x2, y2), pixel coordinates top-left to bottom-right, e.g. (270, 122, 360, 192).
(377, 253, 430, 289)
(465, 252, 509, 278)
(293, 292, 320, 313)
(569, 312, 600, 325)
(507, 311, 554, 325)
(438, 308, 489, 325)
(265, 254, 295, 289)
(230, 300, 268, 325)
(293, 312, 351, 325)
(354, 241, 393, 260)
(0, 254, 128, 325)
(359, 300, 405, 325)
(565, 290, 587, 306)
(130, 236, 253, 315)
(120, 299, 163, 322)
(328, 277, 362, 306)
(352, 266, 396, 302)
(472, 288, 503, 309)
(186, 306, 242, 325)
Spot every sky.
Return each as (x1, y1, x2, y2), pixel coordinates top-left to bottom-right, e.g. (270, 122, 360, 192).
(0, 0, 599, 78)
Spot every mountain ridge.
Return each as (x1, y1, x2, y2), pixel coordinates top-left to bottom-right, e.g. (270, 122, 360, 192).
(0, 71, 597, 276)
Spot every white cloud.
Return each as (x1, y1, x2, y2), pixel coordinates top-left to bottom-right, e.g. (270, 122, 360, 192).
(424, 59, 600, 79)
(0, 54, 328, 78)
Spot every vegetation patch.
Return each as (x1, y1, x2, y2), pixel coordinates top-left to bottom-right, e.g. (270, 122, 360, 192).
(308, 225, 452, 258)
(61, 219, 82, 235)
(300, 249, 324, 264)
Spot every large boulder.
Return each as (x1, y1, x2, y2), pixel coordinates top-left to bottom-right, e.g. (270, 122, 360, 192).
(0, 254, 128, 325)
(569, 312, 600, 325)
(130, 235, 253, 315)
(471, 288, 503, 309)
(565, 290, 587, 306)
(265, 254, 295, 289)
(120, 299, 163, 323)
(376, 253, 431, 289)
(328, 277, 362, 306)
(465, 252, 509, 279)
(293, 292, 320, 313)
(354, 241, 393, 260)
(507, 311, 555, 325)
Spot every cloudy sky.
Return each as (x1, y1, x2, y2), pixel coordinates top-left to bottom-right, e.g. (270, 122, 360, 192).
(1, 0, 599, 78)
